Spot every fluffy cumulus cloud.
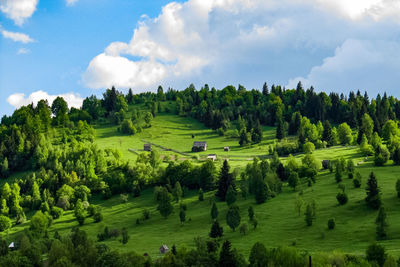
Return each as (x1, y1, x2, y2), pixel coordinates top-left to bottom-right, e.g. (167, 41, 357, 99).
(7, 90, 84, 109)
(83, 0, 400, 95)
(0, 0, 38, 25)
(287, 39, 400, 94)
(1, 29, 34, 43)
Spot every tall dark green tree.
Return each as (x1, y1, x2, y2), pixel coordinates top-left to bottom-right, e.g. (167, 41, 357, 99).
(51, 97, 69, 126)
(276, 119, 286, 140)
(262, 82, 269, 96)
(126, 89, 134, 104)
(211, 202, 218, 220)
(219, 240, 236, 267)
(216, 160, 235, 201)
(209, 220, 223, 238)
(376, 206, 387, 240)
(158, 187, 173, 218)
(226, 204, 241, 231)
(366, 172, 381, 209)
(251, 120, 263, 144)
(322, 120, 333, 146)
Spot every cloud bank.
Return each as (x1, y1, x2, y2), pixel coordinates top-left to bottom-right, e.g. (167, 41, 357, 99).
(82, 0, 400, 95)
(0, 0, 38, 25)
(7, 90, 84, 110)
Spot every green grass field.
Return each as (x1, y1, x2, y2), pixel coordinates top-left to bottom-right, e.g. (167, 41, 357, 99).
(94, 113, 276, 169)
(4, 111, 400, 259)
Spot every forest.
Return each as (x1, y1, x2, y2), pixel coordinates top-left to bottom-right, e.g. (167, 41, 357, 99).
(0, 83, 400, 266)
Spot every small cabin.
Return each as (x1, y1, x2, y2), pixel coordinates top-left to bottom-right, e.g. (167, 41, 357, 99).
(192, 141, 207, 152)
(207, 154, 217, 161)
(144, 144, 151, 151)
(160, 244, 169, 254)
(224, 146, 230, 152)
(322, 160, 330, 169)
(9, 242, 16, 251)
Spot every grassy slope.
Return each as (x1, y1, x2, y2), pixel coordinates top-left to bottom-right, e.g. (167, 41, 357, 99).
(5, 110, 400, 258)
(95, 113, 276, 169)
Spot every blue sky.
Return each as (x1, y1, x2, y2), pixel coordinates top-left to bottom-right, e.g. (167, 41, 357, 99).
(1, 0, 400, 116)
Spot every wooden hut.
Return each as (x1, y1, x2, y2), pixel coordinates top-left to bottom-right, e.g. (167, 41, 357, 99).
(144, 144, 151, 151)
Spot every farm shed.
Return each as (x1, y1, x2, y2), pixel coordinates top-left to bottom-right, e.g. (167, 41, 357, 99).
(192, 141, 207, 152)
(144, 144, 151, 151)
(160, 244, 169, 254)
(224, 146, 230, 152)
(207, 154, 217, 161)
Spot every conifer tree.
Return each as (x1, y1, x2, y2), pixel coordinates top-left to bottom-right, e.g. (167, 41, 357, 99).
(216, 160, 235, 201)
(366, 172, 381, 209)
(376, 206, 387, 240)
(211, 202, 218, 220)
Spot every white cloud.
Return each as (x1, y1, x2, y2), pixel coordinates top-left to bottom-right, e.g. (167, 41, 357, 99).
(66, 0, 79, 6)
(1, 29, 34, 43)
(0, 0, 38, 26)
(287, 39, 400, 94)
(83, 0, 400, 93)
(17, 48, 30, 54)
(7, 90, 84, 110)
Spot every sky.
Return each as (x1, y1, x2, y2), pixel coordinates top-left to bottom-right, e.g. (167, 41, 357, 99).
(1, 0, 400, 116)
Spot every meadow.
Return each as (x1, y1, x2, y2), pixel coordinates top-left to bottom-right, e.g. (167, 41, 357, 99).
(4, 111, 400, 259)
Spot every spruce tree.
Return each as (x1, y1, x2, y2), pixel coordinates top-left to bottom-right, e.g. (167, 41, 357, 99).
(219, 240, 235, 267)
(226, 204, 241, 231)
(216, 160, 235, 201)
(366, 172, 381, 209)
(226, 186, 236, 205)
(211, 202, 218, 220)
(376, 206, 387, 240)
(262, 82, 269, 96)
(276, 119, 285, 140)
(209, 220, 223, 238)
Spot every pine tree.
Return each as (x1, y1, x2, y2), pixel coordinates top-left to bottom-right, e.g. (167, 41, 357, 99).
(226, 186, 236, 205)
(158, 187, 173, 218)
(251, 120, 263, 144)
(276, 119, 285, 140)
(219, 240, 235, 267)
(226, 204, 241, 231)
(211, 202, 218, 220)
(254, 176, 269, 204)
(322, 120, 333, 146)
(209, 220, 223, 238)
(262, 82, 269, 96)
(376, 206, 387, 240)
(127, 88, 134, 104)
(216, 160, 235, 201)
(366, 172, 381, 209)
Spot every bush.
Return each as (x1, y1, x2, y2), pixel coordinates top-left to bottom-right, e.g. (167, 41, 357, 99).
(120, 119, 137, 135)
(239, 223, 248, 235)
(366, 243, 386, 267)
(328, 218, 335, 230)
(50, 206, 63, 219)
(0, 216, 12, 232)
(93, 212, 103, 223)
(336, 192, 348, 205)
(142, 209, 150, 220)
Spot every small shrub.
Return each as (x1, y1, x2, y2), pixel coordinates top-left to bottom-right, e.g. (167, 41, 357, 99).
(239, 223, 248, 235)
(142, 209, 150, 220)
(120, 194, 128, 203)
(0, 216, 12, 231)
(336, 192, 348, 205)
(328, 218, 335, 230)
(93, 212, 103, 223)
(353, 177, 361, 188)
